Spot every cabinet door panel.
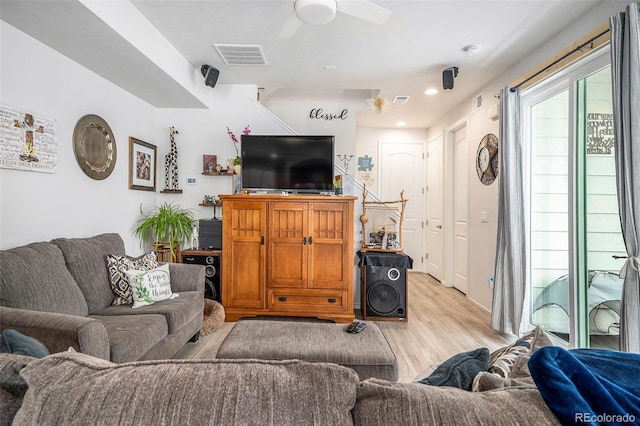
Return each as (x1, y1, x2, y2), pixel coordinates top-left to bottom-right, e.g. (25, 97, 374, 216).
(229, 241, 264, 308)
(223, 201, 266, 309)
(309, 202, 348, 289)
(269, 202, 307, 288)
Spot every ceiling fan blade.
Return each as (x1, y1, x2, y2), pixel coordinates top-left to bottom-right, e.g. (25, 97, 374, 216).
(278, 12, 303, 38)
(337, 0, 392, 25)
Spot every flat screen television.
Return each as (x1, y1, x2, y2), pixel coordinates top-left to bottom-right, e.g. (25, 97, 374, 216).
(241, 135, 334, 193)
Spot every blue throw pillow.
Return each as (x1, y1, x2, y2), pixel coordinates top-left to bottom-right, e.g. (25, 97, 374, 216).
(417, 347, 490, 391)
(0, 329, 49, 358)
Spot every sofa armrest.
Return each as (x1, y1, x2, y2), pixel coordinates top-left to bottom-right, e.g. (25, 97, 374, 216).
(168, 263, 205, 294)
(0, 306, 110, 360)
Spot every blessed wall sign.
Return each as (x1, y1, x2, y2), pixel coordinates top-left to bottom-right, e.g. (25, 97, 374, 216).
(309, 108, 348, 121)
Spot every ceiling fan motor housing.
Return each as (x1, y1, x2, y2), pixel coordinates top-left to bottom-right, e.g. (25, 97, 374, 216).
(294, 0, 338, 25)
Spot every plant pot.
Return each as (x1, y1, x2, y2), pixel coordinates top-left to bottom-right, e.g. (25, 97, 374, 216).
(233, 164, 241, 175)
(152, 241, 181, 263)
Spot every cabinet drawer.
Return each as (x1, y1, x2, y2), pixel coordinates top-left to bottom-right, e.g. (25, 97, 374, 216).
(268, 289, 347, 312)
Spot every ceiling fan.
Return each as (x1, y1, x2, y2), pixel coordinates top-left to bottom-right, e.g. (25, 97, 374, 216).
(278, 0, 392, 38)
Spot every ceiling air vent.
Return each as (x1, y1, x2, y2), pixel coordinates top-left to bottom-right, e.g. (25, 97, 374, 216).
(213, 44, 268, 65)
(392, 95, 410, 104)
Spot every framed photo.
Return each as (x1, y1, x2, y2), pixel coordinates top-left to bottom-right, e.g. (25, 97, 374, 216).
(129, 137, 156, 191)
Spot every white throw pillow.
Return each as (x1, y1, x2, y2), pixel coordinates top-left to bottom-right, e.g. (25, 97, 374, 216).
(125, 263, 178, 308)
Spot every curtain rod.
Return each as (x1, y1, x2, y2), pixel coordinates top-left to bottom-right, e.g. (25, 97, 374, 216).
(510, 28, 610, 92)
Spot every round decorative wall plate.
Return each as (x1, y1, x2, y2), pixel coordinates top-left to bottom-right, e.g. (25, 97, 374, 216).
(73, 114, 117, 180)
(476, 133, 499, 185)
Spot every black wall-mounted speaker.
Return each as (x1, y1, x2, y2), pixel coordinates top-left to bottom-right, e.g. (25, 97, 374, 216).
(442, 66, 459, 90)
(182, 254, 221, 302)
(363, 265, 407, 320)
(201, 65, 220, 88)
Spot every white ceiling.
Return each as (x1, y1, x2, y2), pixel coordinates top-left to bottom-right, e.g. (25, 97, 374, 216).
(1, 0, 610, 128)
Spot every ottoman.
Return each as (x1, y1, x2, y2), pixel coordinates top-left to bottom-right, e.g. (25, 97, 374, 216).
(216, 320, 399, 381)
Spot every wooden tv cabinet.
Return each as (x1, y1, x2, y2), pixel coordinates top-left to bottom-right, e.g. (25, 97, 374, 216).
(220, 194, 356, 323)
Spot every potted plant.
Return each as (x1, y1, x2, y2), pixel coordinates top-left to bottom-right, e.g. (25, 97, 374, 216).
(133, 202, 196, 262)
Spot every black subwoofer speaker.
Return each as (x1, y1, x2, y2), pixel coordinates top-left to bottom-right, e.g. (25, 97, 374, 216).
(182, 254, 221, 302)
(364, 265, 407, 320)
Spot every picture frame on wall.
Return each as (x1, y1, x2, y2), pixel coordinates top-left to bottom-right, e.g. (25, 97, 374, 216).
(129, 137, 156, 191)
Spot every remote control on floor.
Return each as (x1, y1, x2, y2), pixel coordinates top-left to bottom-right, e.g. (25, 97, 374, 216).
(346, 321, 360, 333)
(353, 322, 367, 334)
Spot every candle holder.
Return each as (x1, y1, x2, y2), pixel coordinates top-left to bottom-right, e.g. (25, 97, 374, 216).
(337, 154, 354, 175)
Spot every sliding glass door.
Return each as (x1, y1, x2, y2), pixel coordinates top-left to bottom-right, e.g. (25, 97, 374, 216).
(523, 47, 626, 349)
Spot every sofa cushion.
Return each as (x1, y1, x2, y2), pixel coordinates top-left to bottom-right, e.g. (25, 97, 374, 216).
(0, 353, 34, 426)
(91, 291, 203, 334)
(15, 352, 359, 425)
(417, 347, 490, 391)
(52, 233, 125, 313)
(106, 252, 158, 305)
(0, 242, 88, 316)
(88, 314, 168, 363)
(354, 378, 560, 425)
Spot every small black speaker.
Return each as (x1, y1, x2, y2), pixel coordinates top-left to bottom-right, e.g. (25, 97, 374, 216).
(363, 265, 407, 320)
(201, 65, 220, 88)
(442, 66, 459, 90)
(199, 219, 222, 250)
(183, 254, 221, 302)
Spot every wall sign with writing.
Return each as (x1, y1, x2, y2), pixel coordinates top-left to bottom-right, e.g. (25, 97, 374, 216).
(587, 113, 614, 155)
(0, 105, 57, 173)
(309, 108, 348, 121)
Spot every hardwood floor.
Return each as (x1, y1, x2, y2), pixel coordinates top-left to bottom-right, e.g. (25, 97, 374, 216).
(174, 272, 516, 382)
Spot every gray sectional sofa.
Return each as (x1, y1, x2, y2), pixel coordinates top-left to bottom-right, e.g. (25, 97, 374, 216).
(0, 233, 205, 363)
(1, 351, 559, 425)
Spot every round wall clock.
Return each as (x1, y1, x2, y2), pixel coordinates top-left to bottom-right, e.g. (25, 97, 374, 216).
(476, 133, 499, 185)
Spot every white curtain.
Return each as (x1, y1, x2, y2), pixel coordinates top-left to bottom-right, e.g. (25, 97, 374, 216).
(491, 86, 526, 335)
(610, 2, 640, 353)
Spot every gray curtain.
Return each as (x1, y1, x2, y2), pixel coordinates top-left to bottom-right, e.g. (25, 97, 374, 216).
(491, 86, 526, 335)
(610, 2, 640, 353)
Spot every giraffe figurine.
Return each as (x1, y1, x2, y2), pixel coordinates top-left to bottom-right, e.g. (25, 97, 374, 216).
(164, 126, 180, 191)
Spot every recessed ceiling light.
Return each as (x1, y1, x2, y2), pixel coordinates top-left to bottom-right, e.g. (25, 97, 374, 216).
(324, 65, 337, 71)
(396, 121, 406, 126)
(424, 88, 438, 95)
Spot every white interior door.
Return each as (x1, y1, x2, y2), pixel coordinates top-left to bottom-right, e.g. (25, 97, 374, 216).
(453, 126, 469, 294)
(426, 135, 443, 281)
(379, 141, 425, 271)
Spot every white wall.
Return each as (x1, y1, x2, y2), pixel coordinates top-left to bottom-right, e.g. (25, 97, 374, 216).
(0, 22, 290, 253)
(0, 21, 156, 253)
(426, 1, 627, 312)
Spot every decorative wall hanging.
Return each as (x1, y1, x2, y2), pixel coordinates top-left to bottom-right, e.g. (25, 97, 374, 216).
(586, 113, 614, 154)
(129, 137, 157, 191)
(73, 114, 116, 180)
(0, 105, 57, 173)
(366, 97, 389, 114)
(161, 126, 182, 193)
